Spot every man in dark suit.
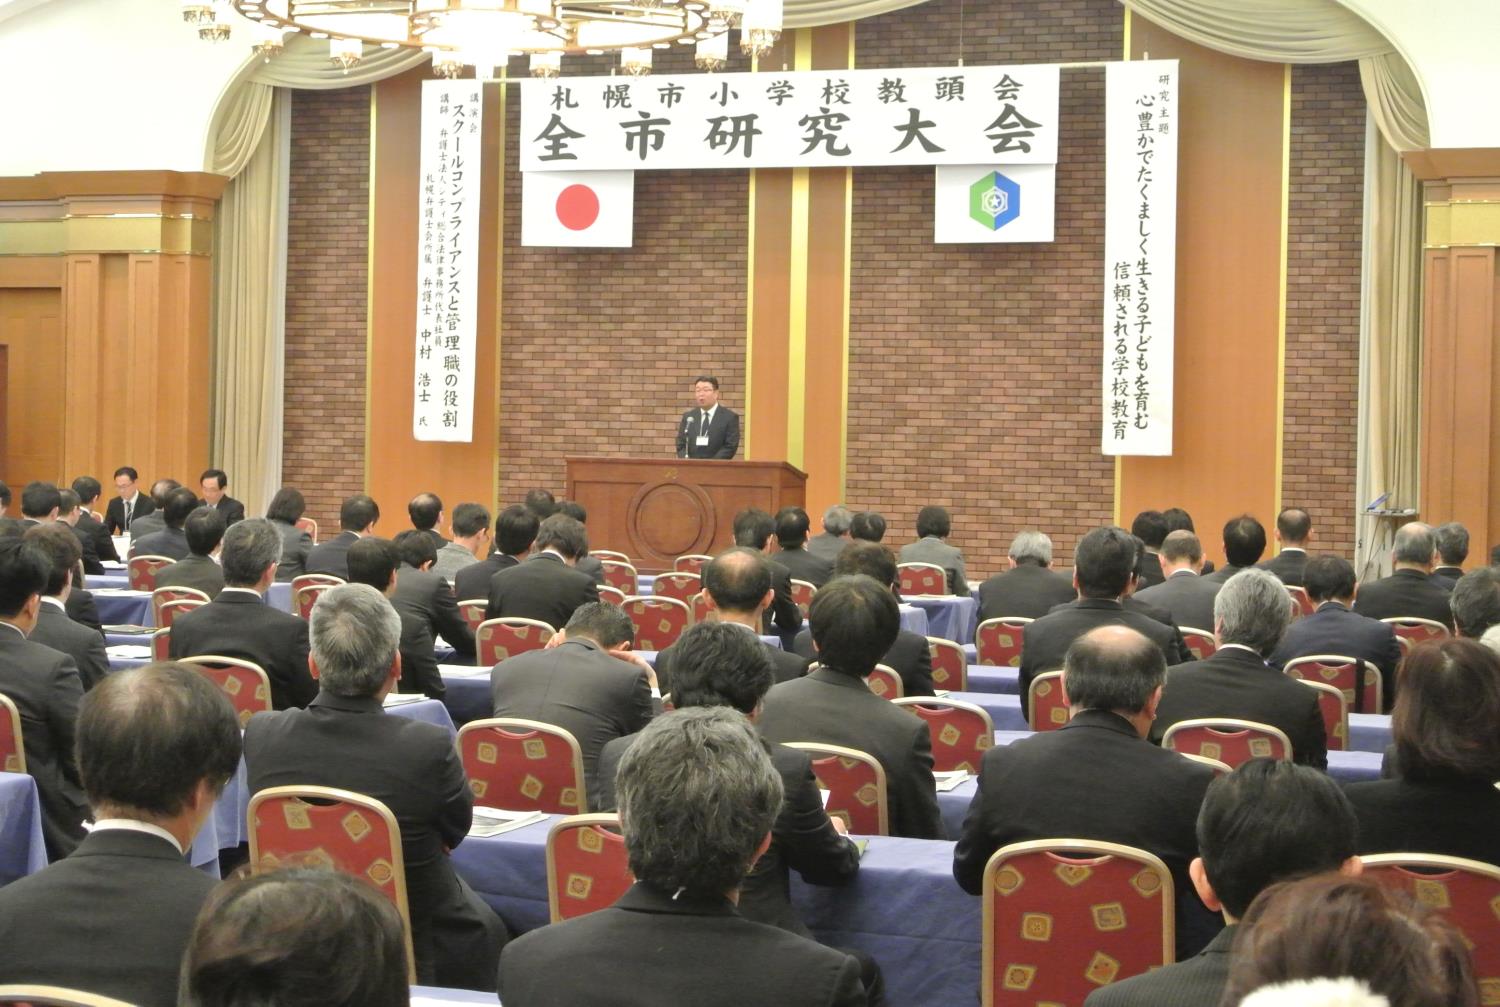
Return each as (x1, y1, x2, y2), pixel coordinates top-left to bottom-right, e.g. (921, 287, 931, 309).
(500, 707, 868, 1007)
(1083, 760, 1361, 1006)
(408, 491, 449, 551)
(1019, 526, 1184, 720)
(1352, 521, 1454, 630)
(23, 524, 109, 691)
(198, 468, 245, 526)
(1204, 514, 1267, 585)
(70, 477, 119, 567)
(433, 503, 489, 587)
(978, 530, 1077, 621)
(0, 481, 9, 518)
(245, 583, 508, 990)
(486, 514, 599, 631)
(675, 374, 740, 460)
(0, 663, 242, 1006)
(759, 575, 944, 839)
(1130, 509, 1169, 589)
(454, 504, 536, 604)
(734, 507, 803, 648)
(807, 505, 852, 564)
(557, 500, 605, 586)
(0, 539, 88, 859)
(1271, 555, 1403, 713)
(1451, 566, 1500, 641)
(56, 489, 102, 574)
(1135, 530, 1221, 633)
(122, 479, 177, 542)
(774, 506, 835, 588)
(790, 542, 932, 697)
(955, 625, 1220, 961)
(1256, 507, 1313, 587)
(897, 505, 969, 596)
(17, 480, 60, 527)
(170, 519, 317, 710)
(492, 602, 658, 799)
(1432, 520, 1469, 585)
(132, 485, 198, 560)
(392, 531, 476, 662)
(304, 494, 380, 579)
(105, 466, 155, 535)
(153, 507, 226, 599)
(849, 510, 886, 543)
(347, 537, 445, 700)
(1154, 569, 1327, 768)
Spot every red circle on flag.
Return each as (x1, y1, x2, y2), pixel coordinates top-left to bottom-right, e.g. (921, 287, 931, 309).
(556, 184, 600, 231)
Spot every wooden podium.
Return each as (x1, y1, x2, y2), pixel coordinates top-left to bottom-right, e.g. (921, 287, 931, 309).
(564, 456, 807, 573)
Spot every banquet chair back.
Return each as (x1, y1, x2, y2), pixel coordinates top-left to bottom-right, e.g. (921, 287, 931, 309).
(980, 839, 1174, 1006)
(1179, 627, 1216, 661)
(1361, 853, 1500, 992)
(545, 813, 632, 923)
(1282, 654, 1383, 715)
(1178, 753, 1233, 776)
(150, 627, 172, 662)
(0, 987, 138, 1006)
(293, 582, 338, 620)
(867, 664, 903, 700)
(0, 694, 25, 774)
(457, 599, 487, 633)
(180, 656, 272, 726)
(289, 573, 344, 593)
(928, 636, 968, 692)
(785, 742, 889, 836)
(599, 560, 638, 595)
(1026, 670, 1069, 732)
(154, 597, 206, 629)
(597, 585, 627, 606)
(1381, 616, 1450, 653)
(673, 554, 713, 575)
(1296, 679, 1349, 751)
(475, 617, 555, 666)
(622, 596, 692, 651)
(1285, 585, 1317, 620)
(897, 562, 947, 597)
(294, 516, 319, 543)
(788, 579, 817, 619)
(150, 586, 210, 625)
(650, 571, 700, 604)
(688, 591, 713, 625)
(1161, 718, 1292, 768)
(126, 555, 174, 592)
(591, 550, 630, 564)
(892, 697, 994, 773)
(457, 718, 587, 815)
(976, 618, 1032, 668)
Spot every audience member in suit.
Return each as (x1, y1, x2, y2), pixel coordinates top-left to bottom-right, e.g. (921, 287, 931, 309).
(245, 584, 508, 989)
(675, 374, 741, 460)
(123, 478, 179, 543)
(760, 575, 944, 839)
(266, 486, 313, 582)
(807, 504, 853, 564)
(408, 490, 449, 552)
(131, 486, 197, 561)
(64, 584, 102, 633)
(1112, 535, 1194, 664)
(735, 507, 803, 647)
(181, 868, 410, 1007)
(955, 625, 1220, 959)
(1351, 521, 1455, 630)
(776, 506, 836, 589)
(70, 476, 119, 566)
(1270, 555, 1402, 713)
(1344, 637, 1500, 866)
(1135, 530, 1221, 633)
(501, 707, 868, 1006)
(486, 513, 599, 631)
(790, 542, 932, 697)
(23, 524, 109, 691)
(347, 537, 445, 700)
(454, 504, 535, 603)
(153, 507, 226, 600)
(523, 487, 557, 521)
(169, 519, 317, 710)
(431, 502, 489, 586)
(1084, 760, 1362, 1007)
(978, 530, 1078, 621)
(1163, 506, 1215, 576)
(17, 479, 60, 528)
(1153, 569, 1327, 769)
(54, 489, 101, 574)
(556, 499, 606, 586)
(0, 538, 88, 859)
(104, 466, 155, 536)
(0, 663, 241, 1006)
(0, 480, 9, 517)
(1019, 526, 1184, 720)
(1204, 514, 1267, 585)
(492, 602, 658, 800)
(304, 493, 379, 579)
(1256, 507, 1313, 587)
(392, 530, 476, 662)
(1451, 565, 1500, 657)
(198, 468, 245, 526)
(897, 505, 969, 596)
(1431, 520, 1469, 586)
(849, 510, 886, 543)
(660, 549, 808, 692)
(1131, 509, 1169, 588)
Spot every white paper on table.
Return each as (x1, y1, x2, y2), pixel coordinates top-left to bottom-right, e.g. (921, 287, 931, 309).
(106, 645, 153, 659)
(469, 807, 547, 837)
(820, 789, 831, 808)
(933, 770, 973, 792)
(381, 693, 427, 707)
(439, 664, 492, 679)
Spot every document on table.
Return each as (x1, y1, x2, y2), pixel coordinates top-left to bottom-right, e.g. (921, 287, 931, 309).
(933, 770, 973, 792)
(382, 693, 428, 707)
(469, 808, 547, 837)
(107, 645, 154, 659)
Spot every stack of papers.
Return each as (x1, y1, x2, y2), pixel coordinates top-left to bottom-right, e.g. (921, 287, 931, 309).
(106, 645, 154, 660)
(933, 770, 973, 792)
(381, 693, 428, 707)
(469, 807, 547, 837)
(103, 625, 151, 634)
(94, 588, 146, 597)
(438, 664, 490, 678)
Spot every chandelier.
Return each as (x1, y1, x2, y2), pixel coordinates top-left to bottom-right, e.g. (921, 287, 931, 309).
(186, 0, 782, 77)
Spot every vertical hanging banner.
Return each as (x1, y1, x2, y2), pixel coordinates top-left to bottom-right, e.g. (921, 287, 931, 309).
(414, 80, 483, 442)
(1102, 60, 1179, 456)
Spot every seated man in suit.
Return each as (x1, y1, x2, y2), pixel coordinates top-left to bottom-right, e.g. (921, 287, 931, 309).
(0, 481, 8, 517)
(760, 575, 943, 839)
(774, 506, 835, 589)
(123, 479, 179, 542)
(433, 502, 490, 587)
(1154, 569, 1327, 768)
(807, 505, 853, 564)
(393, 530, 476, 662)
(978, 530, 1077, 621)
(1256, 507, 1314, 587)
(153, 507, 226, 599)
(500, 707, 868, 1006)
(0, 662, 241, 1006)
(486, 513, 599, 631)
(245, 584, 508, 989)
(0, 538, 87, 859)
(674, 374, 741, 460)
(1451, 566, 1500, 654)
(491, 601, 658, 800)
(790, 542, 933, 697)
(455, 504, 537, 604)
(1082, 760, 1361, 1006)
(347, 537, 445, 700)
(1352, 521, 1454, 630)
(105, 466, 155, 536)
(557, 500, 605, 586)
(1432, 521, 1469, 586)
(70, 476, 120, 566)
(659, 548, 809, 693)
(55, 489, 102, 574)
(1136, 530, 1221, 633)
(1163, 507, 1215, 574)
(1019, 526, 1184, 720)
(1271, 555, 1402, 713)
(304, 493, 379, 579)
(735, 507, 803, 647)
(17, 480, 60, 527)
(266, 487, 313, 582)
(131, 486, 198, 561)
(198, 468, 245, 526)
(23, 524, 108, 692)
(849, 510, 886, 543)
(408, 491, 448, 551)
(955, 625, 1221, 960)
(1204, 514, 1267, 584)
(169, 519, 317, 710)
(524, 488, 557, 520)
(897, 505, 968, 596)
(1131, 509, 1169, 589)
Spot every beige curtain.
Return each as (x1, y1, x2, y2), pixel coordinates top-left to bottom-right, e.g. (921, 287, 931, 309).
(249, 32, 429, 89)
(784, 0, 929, 28)
(1361, 51, 1430, 151)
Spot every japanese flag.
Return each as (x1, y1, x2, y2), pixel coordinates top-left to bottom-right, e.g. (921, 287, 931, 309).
(521, 170, 634, 247)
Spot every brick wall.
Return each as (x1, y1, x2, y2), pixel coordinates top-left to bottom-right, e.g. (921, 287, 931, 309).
(283, 86, 370, 533)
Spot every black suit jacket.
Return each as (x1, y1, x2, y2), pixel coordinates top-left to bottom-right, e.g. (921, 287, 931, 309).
(1256, 548, 1308, 587)
(131, 527, 190, 561)
(206, 495, 246, 526)
(62, 521, 103, 575)
(489, 639, 656, 800)
(303, 529, 360, 579)
(454, 553, 519, 603)
(1135, 551, 1166, 589)
(1151, 646, 1327, 769)
(75, 511, 119, 567)
(1135, 570, 1221, 634)
(64, 590, 102, 633)
(498, 882, 865, 1007)
(1344, 775, 1500, 866)
(978, 564, 1077, 622)
(485, 553, 599, 632)
(245, 692, 506, 989)
(0, 828, 218, 1007)
(776, 546, 834, 589)
(394, 563, 475, 661)
(953, 710, 1220, 961)
(676, 405, 741, 460)
(660, 631, 808, 696)
(105, 493, 154, 535)
(761, 557, 804, 647)
(1019, 598, 1183, 719)
(806, 532, 849, 565)
(273, 520, 313, 582)
(125, 512, 165, 542)
(1352, 567, 1454, 630)
(394, 604, 445, 700)
(1202, 563, 1251, 585)
(595, 736, 859, 937)
(0, 625, 87, 859)
(153, 554, 224, 599)
(168, 590, 316, 710)
(758, 667, 943, 839)
(1270, 602, 1403, 712)
(32, 600, 108, 691)
(791, 627, 933, 698)
(1433, 566, 1463, 590)
(1083, 924, 1236, 1007)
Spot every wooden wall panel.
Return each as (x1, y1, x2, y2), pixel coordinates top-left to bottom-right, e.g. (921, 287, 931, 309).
(0, 287, 64, 484)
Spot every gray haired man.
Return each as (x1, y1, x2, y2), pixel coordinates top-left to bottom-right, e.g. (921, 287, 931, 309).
(807, 504, 853, 564)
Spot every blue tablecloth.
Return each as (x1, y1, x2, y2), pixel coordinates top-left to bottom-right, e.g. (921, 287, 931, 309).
(92, 589, 152, 627)
(907, 595, 978, 645)
(964, 666, 1018, 695)
(1350, 714, 1390, 754)
(88, 581, 293, 618)
(897, 605, 929, 638)
(0, 772, 49, 885)
(410, 986, 496, 1004)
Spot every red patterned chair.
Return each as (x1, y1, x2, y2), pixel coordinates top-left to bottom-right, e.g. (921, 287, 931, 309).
(976, 618, 1032, 668)
(650, 571, 701, 604)
(179, 656, 272, 727)
(292, 582, 339, 620)
(154, 597, 206, 629)
(622, 596, 692, 651)
(1179, 627, 1216, 661)
(928, 636, 968, 692)
(1027, 671, 1070, 732)
(1296, 679, 1349, 751)
(1285, 585, 1317, 620)
(475, 617, 556, 666)
(893, 697, 994, 773)
(457, 599, 487, 633)
(0, 987, 138, 1006)
(599, 560, 638, 596)
(294, 516, 319, 543)
(246, 785, 415, 982)
(1161, 719, 1293, 768)
(545, 813, 633, 923)
(150, 627, 172, 662)
(688, 591, 713, 625)
(1381, 616, 1450, 654)
(788, 579, 817, 619)
(1362, 853, 1500, 1000)
(597, 585, 627, 606)
(290, 573, 344, 594)
(673, 554, 713, 575)
(785, 742, 889, 836)
(897, 562, 947, 597)
(126, 555, 174, 592)
(1178, 753, 1234, 776)
(0, 693, 25, 774)
(149, 586, 209, 626)
(981, 839, 1174, 1006)
(457, 718, 587, 815)
(866, 664, 904, 700)
(1282, 654, 1383, 715)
